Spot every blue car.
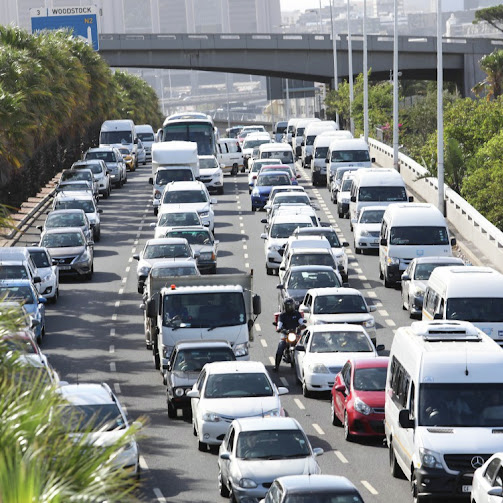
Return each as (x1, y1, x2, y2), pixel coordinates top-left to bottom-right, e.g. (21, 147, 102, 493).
(251, 171, 292, 211)
(0, 280, 46, 344)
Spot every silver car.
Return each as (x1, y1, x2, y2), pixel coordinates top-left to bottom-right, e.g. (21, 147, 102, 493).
(218, 416, 322, 502)
(84, 146, 127, 188)
(38, 209, 93, 243)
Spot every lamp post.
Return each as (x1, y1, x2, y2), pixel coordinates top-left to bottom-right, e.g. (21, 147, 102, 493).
(347, 0, 354, 134)
(437, 0, 445, 215)
(392, 0, 399, 171)
(363, 0, 369, 142)
(330, 0, 340, 127)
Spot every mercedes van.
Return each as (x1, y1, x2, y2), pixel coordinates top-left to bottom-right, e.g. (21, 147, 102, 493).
(100, 119, 138, 169)
(311, 131, 352, 186)
(326, 138, 373, 185)
(301, 121, 339, 168)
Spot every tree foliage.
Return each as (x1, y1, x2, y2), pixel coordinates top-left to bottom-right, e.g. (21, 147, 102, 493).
(472, 49, 503, 99)
(474, 4, 503, 33)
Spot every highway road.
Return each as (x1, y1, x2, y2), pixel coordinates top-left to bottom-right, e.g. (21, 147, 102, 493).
(21, 160, 458, 503)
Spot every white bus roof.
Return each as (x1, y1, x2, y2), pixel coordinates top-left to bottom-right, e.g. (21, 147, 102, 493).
(329, 138, 369, 150)
(353, 168, 404, 186)
(384, 203, 446, 226)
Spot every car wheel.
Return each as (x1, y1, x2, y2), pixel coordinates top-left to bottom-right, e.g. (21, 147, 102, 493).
(167, 398, 177, 419)
(302, 380, 312, 398)
(251, 206, 256, 212)
(390, 441, 404, 478)
(231, 164, 238, 176)
(331, 396, 342, 426)
(411, 471, 429, 502)
(154, 208, 158, 216)
(266, 266, 273, 276)
(49, 288, 58, 304)
(145, 340, 152, 350)
(354, 241, 361, 254)
(102, 189, 108, 199)
(218, 470, 230, 497)
(192, 421, 197, 436)
(384, 274, 394, 288)
(379, 264, 384, 280)
(86, 264, 94, 281)
(229, 487, 238, 503)
(343, 411, 354, 442)
(338, 209, 344, 218)
(197, 440, 207, 452)
(210, 265, 217, 275)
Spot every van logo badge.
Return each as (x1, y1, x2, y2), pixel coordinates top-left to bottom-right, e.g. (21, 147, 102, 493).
(471, 456, 485, 469)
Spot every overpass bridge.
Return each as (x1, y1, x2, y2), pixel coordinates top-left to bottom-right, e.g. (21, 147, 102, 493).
(98, 32, 503, 97)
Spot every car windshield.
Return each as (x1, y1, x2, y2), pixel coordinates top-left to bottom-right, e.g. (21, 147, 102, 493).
(313, 294, 368, 314)
(162, 292, 246, 329)
(3, 338, 36, 354)
(284, 495, 364, 503)
(306, 135, 317, 146)
(270, 222, 312, 239)
(204, 372, 273, 398)
(173, 348, 234, 372)
(0, 265, 29, 280)
(41, 232, 84, 248)
(46, 213, 85, 228)
(163, 190, 208, 204)
(315, 146, 329, 159)
(57, 183, 91, 192)
(0, 285, 35, 303)
(158, 212, 200, 227)
(137, 132, 154, 142)
(236, 429, 310, 460)
(389, 226, 449, 245)
(341, 179, 353, 191)
(353, 367, 387, 391)
(61, 403, 126, 432)
(287, 270, 341, 290)
(331, 150, 370, 162)
(100, 131, 132, 144)
(253, 161, 281, 173)
(86, 151, 115, 162)
(29, 250, 51, 268)
(257, 174, 291, 187)
(261, 151, 294, 164)
(167, 230, 213, 245)
(297, 232, 341, 248)
(413, 262, 461, 280)
(359, 209, 385, 224)
(144, 243, 190, 259)
(418, 383, 503, 427)
(199, 158, 218, 169)
(74, 164, 102, 175)
(151, 266, 198, 278)
(54, 200, 95, 213)
(358, 186, 407, 202)
(273, 195, 310, 206)
(156, 169, 194, 185)
(446, 297, 503, 323)
(310, 331, 374, 353)
(243, 139, 270, 149)
(291, 253, 335, 268)
(61, 171, 90, 182)
(119, 148, 130, 156)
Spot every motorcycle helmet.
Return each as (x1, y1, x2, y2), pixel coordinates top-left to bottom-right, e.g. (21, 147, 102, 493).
(283, 297, 296, 314)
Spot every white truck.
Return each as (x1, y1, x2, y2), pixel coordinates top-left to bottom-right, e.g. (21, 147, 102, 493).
(142, 273, 261, 377)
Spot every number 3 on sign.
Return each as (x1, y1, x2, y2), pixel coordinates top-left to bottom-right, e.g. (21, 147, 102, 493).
(84, 17, 93, 24)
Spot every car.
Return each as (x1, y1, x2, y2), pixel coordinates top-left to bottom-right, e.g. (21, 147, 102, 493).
(299, 288, 377, 345)
(331, 356, 389, 441)
(218, 417, 323, 502)
(336, 172, 355, 218)
(150, 208, 203, 239)
(84, 146, 127, 188)
(159, 181, 217, 233)
(267, 185, 306, 203)
(247, 158, 282, 193)
(133, 237, 198, 293)
(59, 168, 99, 198)
(117, 146, 135, 171)
(241, 132, 272, 169)
(279, 247, 340, 285)
(55, 180, 96, 198)
(39, 227, 94, 280)
(165, 340, 236, 418)
(27, 247, 59, 303)
(266, 204, 320, 229)
(0, 280, 46, 344)
(38, 209, 93, 243)
(264, 192, 317, 224)
(260, 475, 365, 503)
(150, 167, 195, 215)
(198, 155, 224, 194)
(471, 452, 503, 503)
(217, 138, 244, 175)
(137, 139, 147, 165)
(353, 205, 386, 254)
(52, 192, 103, 241)
(401, 256, 465, 318)
(57, 383, 140, 477)
(165, 226, 218, 274)
(277, 265, 343, 309)
(329, 166, 358, 203)
(0, 248, 42, 293)
(187, 360, 289, 451)
(251, 171, 292, 211)
(71, 159, 111, 198)
(259, 164, 299, 185)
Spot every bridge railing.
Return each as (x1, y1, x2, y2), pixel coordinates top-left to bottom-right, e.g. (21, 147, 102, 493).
(369, 138, 503, 271)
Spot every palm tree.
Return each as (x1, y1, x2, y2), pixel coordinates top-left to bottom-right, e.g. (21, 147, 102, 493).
(472, 49, 503, 99)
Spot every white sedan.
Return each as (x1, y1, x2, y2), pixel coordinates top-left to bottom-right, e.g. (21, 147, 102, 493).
(150, 209, 202, 239)
(188, 361, 288, 451)
(353, 206, 385, 254)
(472, 452, 503, 502)
(293, 324, 383, 398)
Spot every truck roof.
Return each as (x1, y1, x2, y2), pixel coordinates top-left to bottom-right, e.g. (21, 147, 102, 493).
(329, 138, 369, 150)
(384, 203, 445, 226)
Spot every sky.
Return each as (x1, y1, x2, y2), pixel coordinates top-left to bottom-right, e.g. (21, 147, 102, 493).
(280, 0, 329, 12)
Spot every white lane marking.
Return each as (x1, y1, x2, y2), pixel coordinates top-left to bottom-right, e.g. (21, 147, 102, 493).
(114, 383, 121, 394)
(239, 216, 243, 220)
(112, 313, 117, 321)
(361, 481, 379, 495)
(115, 301, 120, 307)
(110, 362, 116, 372)
(109, 345, 115, 354)
(131, 247, 136, 254)
(367, 292, 377, 298)
(240, 222, 244, 227)
(139, 455, 148, 470)
(118, 288, 124, 295)
(243, 245, 247, 250)
(244, 253, 249, 259)
(268, 356, 275, 365)
(312, 423, 325, 435)
(122, 277, 127, 283)
(135, 233, 141, 239)
(241, 230, 245, 234)
(374, 301, 383, 307)
(245, 262, 250, 268)
(280, 377, 289, 387)
(153, 488, 167, 503)
(260, 339, 267, 347)
(134, 240, 138, 245)
(294, 398, 305, 410)
(378, 309, 389, 317)
(355, 268, 363, 274)
(110, 328, 116, 337)
(128, 257, 133, 263)
(334, 450, 349, 463)
(385, 319, 397, 327)
(125, 266, 130, 273)
(255, 323, 261, 331)
(140, 219, 145, 225)
(363, 282, 371, 289)
(242, 238, 247, 242)
(358, 275, 367, 281)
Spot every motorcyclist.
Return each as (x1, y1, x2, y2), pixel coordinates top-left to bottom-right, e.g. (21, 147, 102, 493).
(274, 297, 305, 371)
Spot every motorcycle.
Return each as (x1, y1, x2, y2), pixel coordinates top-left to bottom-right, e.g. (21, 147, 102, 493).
(281, 328, 300, 367)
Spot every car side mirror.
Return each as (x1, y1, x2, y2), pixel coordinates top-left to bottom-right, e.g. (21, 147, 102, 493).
(149, 177, 153, 185)
(186, 389, 199, 399)
(150, 222, 156, 228)
(36, 225, 43, 231)
(98, 209, 103, 214)
(433, 312, 443, 320)
(488, 487, 503, 497)
(451, 237, 457, 246)
(380, 238, 387, 246)
(33, 276, 41, 283)
(398, 409, 415, 429)
(279, 266, 286, 271)
(252, 294, 261, 315)
(350, 196, 356, 202)
(260, 219, 267, 224)
(335, 383, 346, 393)
(401, 273, 411, 281)
(376, 344, 385, 352)
(313, 447, 324, 457)
(301, 305, 310, 313)
(133, 254, 140, 260)
(193, 251, 200, 259)
(219, 452, 230, 460)
(368, 305, 377, 313)
(260, 233, 267, 240)
(210, 198, 217, 204)
(342, 241, 349, 247)
(38, 296, 47, 304)
(295, 344, 305, 352)
(371, 157, 376, 163)
(146, 299, 156, 318)
(277, 284, 284, 290)
(277, 386, 289, 395)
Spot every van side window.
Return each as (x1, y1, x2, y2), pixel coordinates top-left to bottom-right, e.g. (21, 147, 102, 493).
(424, 288, 441, 317)
(409, 382, 416, 417)
(381, 220, 388, 239)
(390, 356, 411, 409)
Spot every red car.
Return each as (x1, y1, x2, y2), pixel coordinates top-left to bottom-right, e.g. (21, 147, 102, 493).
(331, 357, 389, 441)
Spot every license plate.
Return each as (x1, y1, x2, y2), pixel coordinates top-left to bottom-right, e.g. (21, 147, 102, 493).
(372, 239, 379, 244)
(58, 265, 71, 270)
(462, 485, 472, 493)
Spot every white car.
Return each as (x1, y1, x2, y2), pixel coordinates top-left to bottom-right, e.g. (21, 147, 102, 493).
(150, 208, 203, 239)
(336, 173, 355, 218)
(198, 155, 224, 195)
(247, 159, 281, 193)
(159, 181, 217, 233)
(294, 324, 382, 397)
(264, 192, 317, 223)
(241, 132, 272, 170)
(353, 206, 386, 254)
(133, 238, 198, 293)
(267, 204, 320, 229)
(261, 214, 314, 275)
(27, 247, 59, 302)
(57, 383, 140, 477)
(188, 360, 288, 451)
(137, 139, 147, 165)
(471, 452, 503, 502)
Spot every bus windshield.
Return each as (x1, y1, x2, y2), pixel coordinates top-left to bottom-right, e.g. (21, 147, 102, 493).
(162, 122, 215, 155)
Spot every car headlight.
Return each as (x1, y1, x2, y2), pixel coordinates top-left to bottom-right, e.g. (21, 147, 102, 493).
(199, 252, 215, 261)
(386, 256, 400, 266)
(234, 342, 249, 357)
(202, 411, 222, 422)
(411, 286, 425, 297)
(252, 188, 260, 196)
(363, 319, 375, 328)
(342, 198, 349, 204)
(354, 397, 372, 415)
(41, 272, 52, 282)
(308, 363, 330, 374)
(162, 345, 174, 358)
(313, 165, 321, 171)
(138, 266, 150, 276)
(239, 478, 258, 489)
(199, 211, 209, 218)
(263, 408, 281, 418)
(174, 387, 186, 397)
(419, 448, 443, 469)
(74, 250, 90, 263)
(268, 244, 280, 252)
(154, 190, 162, 199)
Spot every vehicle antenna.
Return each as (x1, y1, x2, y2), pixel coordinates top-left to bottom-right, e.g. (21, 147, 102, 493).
(464, 342, 469, 376)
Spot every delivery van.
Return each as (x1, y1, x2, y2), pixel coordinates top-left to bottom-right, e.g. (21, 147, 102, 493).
(326, 138, 373, 185)
(100, 119, 138, 169)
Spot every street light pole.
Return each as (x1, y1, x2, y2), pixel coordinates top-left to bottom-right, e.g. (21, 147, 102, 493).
(437, 0, 445, 215)
(330, 0, 339, 127)
(393, 0, 399, 171)
(363, 0, 369, 142)
(347, 0, 354, 134)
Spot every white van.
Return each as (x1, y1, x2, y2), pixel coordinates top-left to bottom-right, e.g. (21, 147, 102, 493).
(386, 320, 503, 501)
(423, 266, 503, 343)
(100, 119, 138, 169)
(349, 168, 408, 227)
(311, 131, 352, 186)
(217, 138, 243, 175)
(292, 118, 320, 158)
(301, 121, 339, 168)
(379, 203, 454, 287)
(326, 138, 373, 185)
(258, 143, 295, 175)
(284, 118, 301, 148)
(135, 124, 155, 162)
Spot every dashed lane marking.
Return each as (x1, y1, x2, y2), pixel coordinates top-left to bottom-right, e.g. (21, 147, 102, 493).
(128, 257, 133, 263)
(110, 328, 116, 337)
(355, 268, 363, 274)
(358, 275, 367, 281)
(363, 282, 371, 289)
(385, 319, 397, 327)
(115, 301, 120, 307)
(109, 345, 115, 354)
(361, 481, 379, 495)
(294, 398, 305, 410)
(244, 253, 249, 259)
(131, 247, 136, 254)
(312, 423, 325, 435)
(378, 309, 389, 317)
(153, 488, 167, 503)
(243, 245, 247, 250)
(118, 288, 124, 295)
(334, 450, 349, 463)
(112, 313, 117, 321)
(113, 383, 121, 394)
(268, 356, 275, 365)
(241, 230, 245, 234)
(367, 292, 377, 298)
(255, 323, 261, 331)
(122, 277, 127, 283)
(245, 262, 250, 268)
(280, 377, 289, 387)
(125, 266, 130, 273)
(260, 339, 267, 348)
(139, 456, 148, 470)
(110, 362, 116, 372)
